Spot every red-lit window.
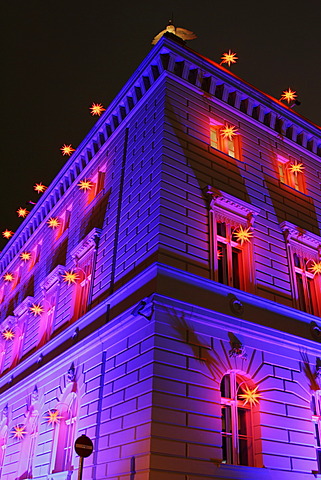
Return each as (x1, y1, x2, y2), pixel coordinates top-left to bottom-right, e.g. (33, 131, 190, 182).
(277, 156, 305, 192)
(87, 170, 106, 204)
(210, 125, 241, 160)
(293, 253, 320, 315)
(215, 221, 244, 289)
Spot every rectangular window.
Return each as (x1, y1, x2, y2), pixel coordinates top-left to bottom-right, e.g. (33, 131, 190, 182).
(293, 252, 319, 315)
(210, 124, 241, 160)
(216, 222, 243, 289)
(277, 156, 305, 192)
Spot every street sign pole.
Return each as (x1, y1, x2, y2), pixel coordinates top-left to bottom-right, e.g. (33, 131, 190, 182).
(77, 456, 84, 480)
(74, 434, 94, 480)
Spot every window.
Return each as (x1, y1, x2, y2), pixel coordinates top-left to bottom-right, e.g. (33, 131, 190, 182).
(87, 170, 106, 204)
(221, 372, 257, 466)
(210, 123, 241, 159)
(277, 155, 305, 192)
(207, 188, 259, 292)
(281, 221, 321, 316)
(312, 391, 321, 472)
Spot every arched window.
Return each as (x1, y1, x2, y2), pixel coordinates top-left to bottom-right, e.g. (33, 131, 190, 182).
(311, 390, 321, 472)
(220, 372, 259, 466)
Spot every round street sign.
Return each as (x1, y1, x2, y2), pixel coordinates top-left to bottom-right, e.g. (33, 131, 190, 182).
(74, 435, 93, 458)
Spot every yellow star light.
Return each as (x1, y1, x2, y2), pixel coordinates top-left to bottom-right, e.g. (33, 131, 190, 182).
(2, 230, 14, 239)
(29, 303, 44, 316)
(20, 251, 31, 262)
(34, 183, 47, 194)
(220, 124, 238, 140)
(234, 226, 253, 245)
(220, 50, 238, 67)
(78, 179, 94, 191)
(60, 144, 75, 156)
(289, 161, 304, 175)
(45, 409, 62, 425)
(280, 88, 297, 104)
(3, 273, 14, 282)
(62, 270, 79, 285)
(239, 385, 262, 406)
(12, 424, 27, 440)
(90, 103, 106, 116)
(17, 207, 29, 218)
(2, 329, 15, 340)
(47, 217, 60, 229)
(310, 261, 321, 275)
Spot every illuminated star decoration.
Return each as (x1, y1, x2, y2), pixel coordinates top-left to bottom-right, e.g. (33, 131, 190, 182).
(60, 144, 75, 156)
(29, 303, 44, 316)
(234, 226, 253, 245)
(47, 217, 60, 229)
(217, 249, 222, 259)
(17, 207, 29, 218)
(239, 385, 262, 406)
(2, 329, 15, 341)
(310, 261, 321, 275)
(220, 50, 238, 67)
(45, 409, 62, 425)
(62, 270, 79, 285)
(3, 273, 14, 282)
(20, 251, 31, 262)
(2, 230, 14, 239)
(90, 103, 106, 116)
(34, 183, 47, 194)
(280, 88, 297, 104)
(78, 179, 94, 191)
(12, 424, 27, 440)
(220, 124, 238, 141)
(289, 161, 304, 175)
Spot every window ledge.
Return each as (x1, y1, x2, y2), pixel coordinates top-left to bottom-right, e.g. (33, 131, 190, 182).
(46, 471, 73, 480)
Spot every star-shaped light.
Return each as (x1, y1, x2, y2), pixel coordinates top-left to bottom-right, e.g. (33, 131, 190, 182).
(29, 303, 44, 316)
(17, 207, 29, 218)
(280, 88, 297, 104)
(78, 179, 94, 191)
(45, 409, 62, 425)
(47, 217, 60, 229)
(220, 50, 238, 67)
(62, 270, 79, 285)
(20, 251, 31, 262)
(217, 249, 222, 259)
(239, 385, 262, 406)
(2, 329, 15, 340)
(289, 161, 304, 175)
(234, 226, 253, 245)
(2, 230, 14, 239)
(34, 183, 47, 194)
(310, 261, 321, 275)
(12, 424, 27, 440)
(3, 273, 14, 282)
(220, 124, 238, 141)
(90, 103, 106, 116)
(60, 144, 75, 156)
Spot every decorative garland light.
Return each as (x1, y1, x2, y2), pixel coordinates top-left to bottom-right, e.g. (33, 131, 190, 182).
(3, 273, 14, 282)
(90, 103, 105, 116)
(12, 424, 27, 440)
(34, 183, 47, 194)
(29, 304, 44, 316)
(78, 179, 94, 191)
(62, 271, 79, 285)
(60, 144, 75, 156)
(289, 161, 304, 175)
(20, 251, 31, 262)
(239, 385, 262, 406)
(45, 409, 62, 425)
(47, 217, 60, 229)
(234, 226, 253, 245)
(220, 50, 238, 67)
(220, 124, 238, 140)
(2, 230, 14, 239)
(2, 329, 15, 341)
(280, 88, 297, 104)
(17, 207, 29, 218)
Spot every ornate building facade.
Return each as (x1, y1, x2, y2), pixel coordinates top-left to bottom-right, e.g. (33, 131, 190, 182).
(1, 33, 321, 479)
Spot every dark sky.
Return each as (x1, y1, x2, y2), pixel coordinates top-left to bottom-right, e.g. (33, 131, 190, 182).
(1, 0, 321, 250)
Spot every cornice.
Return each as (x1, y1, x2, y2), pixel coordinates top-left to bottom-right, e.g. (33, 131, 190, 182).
(280, 221, 321, 249)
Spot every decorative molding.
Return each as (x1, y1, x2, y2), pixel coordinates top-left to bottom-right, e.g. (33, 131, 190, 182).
(41, 265, 65, 292)
(71, 228, 102, 262)
(280, 221, 321, 250)
(13, 296, 34, 318)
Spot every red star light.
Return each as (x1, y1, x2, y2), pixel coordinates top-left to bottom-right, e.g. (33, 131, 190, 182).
(12, 424, 27, 440)
(62, 271, 79, 285)
(45, 409, 62, 425)
(60, 144, 75, 156)
(2, 329, 15, 340)
(29, 303, 44, 316)
(78, 179, 94, 191)
(239, 385, 262, 406)
(280, 88, 297, 104)
(234, 226, 253, 245)
(34, 183, 47, 194)
(47, 217, 60, 229)
(3, 273, 14, 282)
(20, 251, 31, 262)
(90, 103, 106, 116)
(220, 124, 238, 140)
(220, 50, 238, 67)
(2, 230, 14, 239)
(17, 207, 29, 218)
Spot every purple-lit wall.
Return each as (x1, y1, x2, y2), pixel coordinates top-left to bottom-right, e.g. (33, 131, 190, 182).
(0, 34, 320, 479)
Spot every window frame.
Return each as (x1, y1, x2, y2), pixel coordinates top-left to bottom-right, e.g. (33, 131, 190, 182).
(210, 122, 241, 160)
(277, 155, 305, 193)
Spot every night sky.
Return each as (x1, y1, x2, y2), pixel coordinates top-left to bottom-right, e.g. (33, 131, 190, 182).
(1, 0, 321, 251)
